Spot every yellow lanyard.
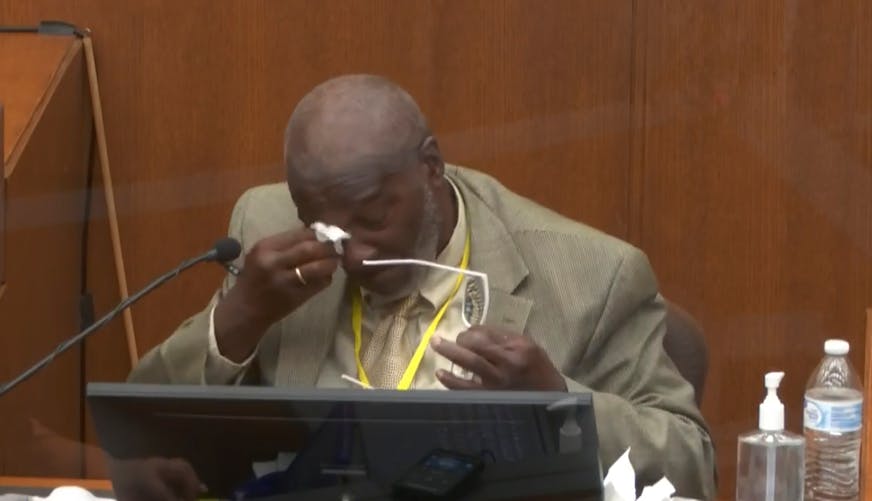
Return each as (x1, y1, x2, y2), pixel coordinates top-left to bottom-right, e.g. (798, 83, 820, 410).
(351, 233, 470, 390)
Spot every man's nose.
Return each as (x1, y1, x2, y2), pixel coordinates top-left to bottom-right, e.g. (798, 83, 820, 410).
(342, 239, 378, 273)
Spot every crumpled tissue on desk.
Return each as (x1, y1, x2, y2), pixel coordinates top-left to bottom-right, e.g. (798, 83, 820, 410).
(603, 447, 698, 501)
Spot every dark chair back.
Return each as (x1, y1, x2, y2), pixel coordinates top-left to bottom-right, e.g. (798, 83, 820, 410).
(663, 300, 708, 406)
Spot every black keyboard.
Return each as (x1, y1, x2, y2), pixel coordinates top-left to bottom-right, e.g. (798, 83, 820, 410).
(433, 404, 547, 463)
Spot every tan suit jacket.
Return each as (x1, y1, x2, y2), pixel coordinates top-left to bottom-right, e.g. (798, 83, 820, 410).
(130, 165, 716, 499)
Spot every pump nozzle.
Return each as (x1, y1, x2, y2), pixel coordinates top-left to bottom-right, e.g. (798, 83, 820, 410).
(759, 371, 785, 431)
(765, 371, 784, 389)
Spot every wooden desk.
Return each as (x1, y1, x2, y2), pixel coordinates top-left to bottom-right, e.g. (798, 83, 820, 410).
(0, 476, 111, 491)
(0, 476, 113, 498)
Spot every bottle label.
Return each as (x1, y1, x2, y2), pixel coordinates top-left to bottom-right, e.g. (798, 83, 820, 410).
(804, 396, 863, 432)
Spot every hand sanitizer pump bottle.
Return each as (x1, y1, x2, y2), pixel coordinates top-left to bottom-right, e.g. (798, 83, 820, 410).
(736, 371, 805, 501)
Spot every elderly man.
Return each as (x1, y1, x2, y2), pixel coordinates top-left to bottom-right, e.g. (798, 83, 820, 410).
(130, 74, 716, 498)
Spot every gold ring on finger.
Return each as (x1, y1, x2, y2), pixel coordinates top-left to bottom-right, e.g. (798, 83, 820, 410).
(294, 266, 307, 286)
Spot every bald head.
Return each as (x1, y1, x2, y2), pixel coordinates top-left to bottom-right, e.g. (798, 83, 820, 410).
(284, 75, 432, 187)
(280, 76, 457, 297)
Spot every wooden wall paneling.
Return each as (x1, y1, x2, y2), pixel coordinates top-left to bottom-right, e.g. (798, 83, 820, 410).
(0, 0, 636, 478)
(0, 36, 73, 170)
(0, 2, 867, 497)
(426, 0, 634, 238)
(857, 0, 871, 493)
(1, 104, 4, 290)
(79, 158, 128, 478)
(0, 0, 635, 363)
(631, 1, 872, 498)
(865, 309, 872, 501)
(0, 37, 93, 476)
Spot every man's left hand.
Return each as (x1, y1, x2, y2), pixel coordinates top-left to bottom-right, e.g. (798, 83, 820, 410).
(430, 326, 567, 391)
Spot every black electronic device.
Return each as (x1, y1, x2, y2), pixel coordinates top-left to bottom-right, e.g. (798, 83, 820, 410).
(393, 448, 484, 499)
(87, 383, 603, 500)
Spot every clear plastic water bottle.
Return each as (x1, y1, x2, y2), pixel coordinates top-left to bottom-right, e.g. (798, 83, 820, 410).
(803, 339, 863, 500)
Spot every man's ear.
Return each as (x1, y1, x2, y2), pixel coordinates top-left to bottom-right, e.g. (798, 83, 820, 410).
(419, 136, 444, 181)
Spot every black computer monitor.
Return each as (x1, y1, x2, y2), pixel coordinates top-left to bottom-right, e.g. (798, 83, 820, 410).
(87, 383, 602, 500)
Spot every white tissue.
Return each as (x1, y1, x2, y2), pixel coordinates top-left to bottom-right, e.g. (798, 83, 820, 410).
(252, 452, 298, 478)
(603, 448, 680, 501)
(310, 222, 350, 254)
(637, 477, 676, 501)
(276, 452, 296, 472)
(45, 486, 113, 501)
(603, 448, 636, 501)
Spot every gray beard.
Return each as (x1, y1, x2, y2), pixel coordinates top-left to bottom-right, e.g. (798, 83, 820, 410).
(365, 186, 442, 304)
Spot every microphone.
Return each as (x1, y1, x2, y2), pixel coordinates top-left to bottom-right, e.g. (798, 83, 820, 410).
(0, 238, 242, 397)
(210, 237, 242, 263)
(216, 237, 243, 276)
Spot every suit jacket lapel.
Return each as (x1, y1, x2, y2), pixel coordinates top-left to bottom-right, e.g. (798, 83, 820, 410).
(451, 167, 534, 334)
(275, 270, 347, 387)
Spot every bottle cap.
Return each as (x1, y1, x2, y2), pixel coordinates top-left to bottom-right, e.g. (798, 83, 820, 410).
(824, 339, 849, 356)
(759, 371, 785, 431)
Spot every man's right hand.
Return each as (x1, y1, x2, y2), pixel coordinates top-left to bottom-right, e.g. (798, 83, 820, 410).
(214, 228, 340, 362)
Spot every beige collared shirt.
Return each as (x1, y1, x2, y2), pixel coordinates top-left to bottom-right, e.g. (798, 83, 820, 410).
(206, 180, 470, 389)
